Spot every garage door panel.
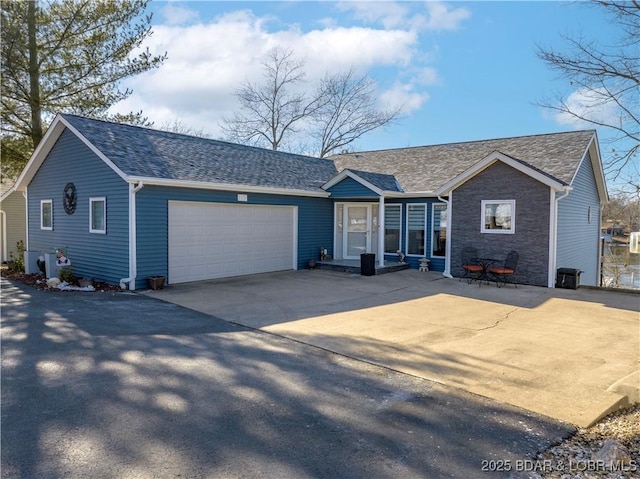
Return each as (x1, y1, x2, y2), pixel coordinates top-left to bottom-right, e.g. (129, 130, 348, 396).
(169, 202, 296, 284)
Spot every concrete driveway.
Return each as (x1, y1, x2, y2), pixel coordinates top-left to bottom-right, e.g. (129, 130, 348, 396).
(146, 269, 640, 427)
(2, 277, 574, 478)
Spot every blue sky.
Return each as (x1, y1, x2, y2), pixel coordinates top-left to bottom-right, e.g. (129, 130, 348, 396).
(114, 1, 632, 189)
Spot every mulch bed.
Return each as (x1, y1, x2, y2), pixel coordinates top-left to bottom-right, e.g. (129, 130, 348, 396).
(1, 269, 123, 293)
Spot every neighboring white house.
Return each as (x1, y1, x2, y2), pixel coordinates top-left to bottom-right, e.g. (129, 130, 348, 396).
(0, 183, 27, 264)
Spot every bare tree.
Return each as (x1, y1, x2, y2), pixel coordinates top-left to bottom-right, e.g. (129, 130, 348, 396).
(311, 69, 401, 158)
(220, 46, 321, 151)
(603, 193, 640, 231)
(220, 48, 403, 157)
(160, 119, 212, 138)
(536, 1, 639, 183)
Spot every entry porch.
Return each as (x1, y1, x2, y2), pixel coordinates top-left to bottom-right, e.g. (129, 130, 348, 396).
(314, 258, 410, 275)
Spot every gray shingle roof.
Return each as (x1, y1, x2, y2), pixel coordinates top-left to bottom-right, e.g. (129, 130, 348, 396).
(330, 130, 596, 193)
(61, 114, 337, 192)
(59, 114, 595, 196)
(345, 169, 403, 192)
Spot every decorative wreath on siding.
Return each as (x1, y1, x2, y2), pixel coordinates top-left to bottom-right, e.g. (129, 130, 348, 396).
(63, 182, 77, 215)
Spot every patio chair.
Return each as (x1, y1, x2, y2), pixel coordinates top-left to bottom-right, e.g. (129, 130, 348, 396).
(460, 246, 483, 283)
(488, 250, 519, 288)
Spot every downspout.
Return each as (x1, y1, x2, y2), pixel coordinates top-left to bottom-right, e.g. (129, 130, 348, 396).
(438, 192, 453, 278)
(23, 190, 29, 251)
(377, 195, 385, 267)
(119, 181, 144, 290)
(598, 203, 605, 287)
(548, 186, 571, 287)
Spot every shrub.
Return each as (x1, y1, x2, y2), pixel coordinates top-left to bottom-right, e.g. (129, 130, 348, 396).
(9, 240, 25, 272)
(58, 265, 74, 284)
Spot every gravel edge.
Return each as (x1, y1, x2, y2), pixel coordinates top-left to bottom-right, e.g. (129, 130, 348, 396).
(530, 405, 639, 479)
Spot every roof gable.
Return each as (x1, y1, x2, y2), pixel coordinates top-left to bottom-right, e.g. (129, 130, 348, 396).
(322, 169, 403, 196)
(435, 151, 567, 195)
(331, 130, 599, 194)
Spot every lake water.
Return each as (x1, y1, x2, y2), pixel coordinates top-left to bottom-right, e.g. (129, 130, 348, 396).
(602, 244, 640, 289)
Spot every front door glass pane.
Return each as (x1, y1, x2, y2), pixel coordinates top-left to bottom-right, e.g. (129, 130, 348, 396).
(346, 206, 368, 257)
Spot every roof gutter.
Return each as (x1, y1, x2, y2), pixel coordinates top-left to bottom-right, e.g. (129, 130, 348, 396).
(126, 176, 331, 198)
(120, 181, 144, 290)
(385, 191, 438, 198)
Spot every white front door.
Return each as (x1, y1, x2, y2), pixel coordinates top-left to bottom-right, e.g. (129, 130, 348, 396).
(343, 205, 371, 259)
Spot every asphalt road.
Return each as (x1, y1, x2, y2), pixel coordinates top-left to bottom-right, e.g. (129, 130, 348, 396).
(1, 278, 573, 479)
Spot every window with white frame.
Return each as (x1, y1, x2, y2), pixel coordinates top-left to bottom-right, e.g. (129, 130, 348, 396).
(90, 197, 106, 233)
(41, 200, 53, 230)
(406, 204, 426, 255)
(384, 204, 401, 253)
(481, 200, 515, 234)
(432, 203, 447, 257)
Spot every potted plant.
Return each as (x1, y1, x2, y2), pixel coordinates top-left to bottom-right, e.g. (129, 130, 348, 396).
(147, 276, 166, 290)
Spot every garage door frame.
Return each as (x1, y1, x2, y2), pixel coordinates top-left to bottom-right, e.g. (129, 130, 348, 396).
(168, 200, 298, 284)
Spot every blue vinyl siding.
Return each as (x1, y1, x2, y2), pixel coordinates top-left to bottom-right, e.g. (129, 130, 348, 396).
(556, 152, 601, 286)
(27, 129, 129, 284)
(326, 177, 379, 198)
(135, 186, 333, 289)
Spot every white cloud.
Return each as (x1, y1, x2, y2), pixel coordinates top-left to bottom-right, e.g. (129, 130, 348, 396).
(338, 1, 470, 32)
(380, 82, 430, 114)
(415, 67, 439, 86)
(113, 9, 423, 137)
(160, 2, 199, 26)
(337, 1, 411, 29)
(553, 87, 619, 128)
(300, 27, 417, 74)
(424, 2, 471, 31)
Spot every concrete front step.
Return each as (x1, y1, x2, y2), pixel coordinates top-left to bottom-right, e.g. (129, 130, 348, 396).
(315, 260, 410, 275)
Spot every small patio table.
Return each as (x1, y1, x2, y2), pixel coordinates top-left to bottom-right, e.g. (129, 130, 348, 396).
(474, 258, 499, 285)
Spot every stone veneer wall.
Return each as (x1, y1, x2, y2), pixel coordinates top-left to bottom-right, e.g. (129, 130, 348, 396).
(450, 161, 551, 287)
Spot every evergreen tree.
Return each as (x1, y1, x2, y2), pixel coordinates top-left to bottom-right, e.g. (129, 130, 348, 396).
(1, 0, 166, 181)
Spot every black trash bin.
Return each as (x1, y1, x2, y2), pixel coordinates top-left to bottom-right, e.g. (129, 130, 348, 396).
(360, 253, 376, 276)
(556, 268, 582, 289)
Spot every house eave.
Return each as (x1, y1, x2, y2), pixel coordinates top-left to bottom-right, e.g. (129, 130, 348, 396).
(383, 191, 439, 198)
(127, 177, 331, 198)
(329, 190, 439, 199)
(0, 186, 16, 203)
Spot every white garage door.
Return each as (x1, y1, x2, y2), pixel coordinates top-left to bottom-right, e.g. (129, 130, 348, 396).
(168, 201, 297, 284)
